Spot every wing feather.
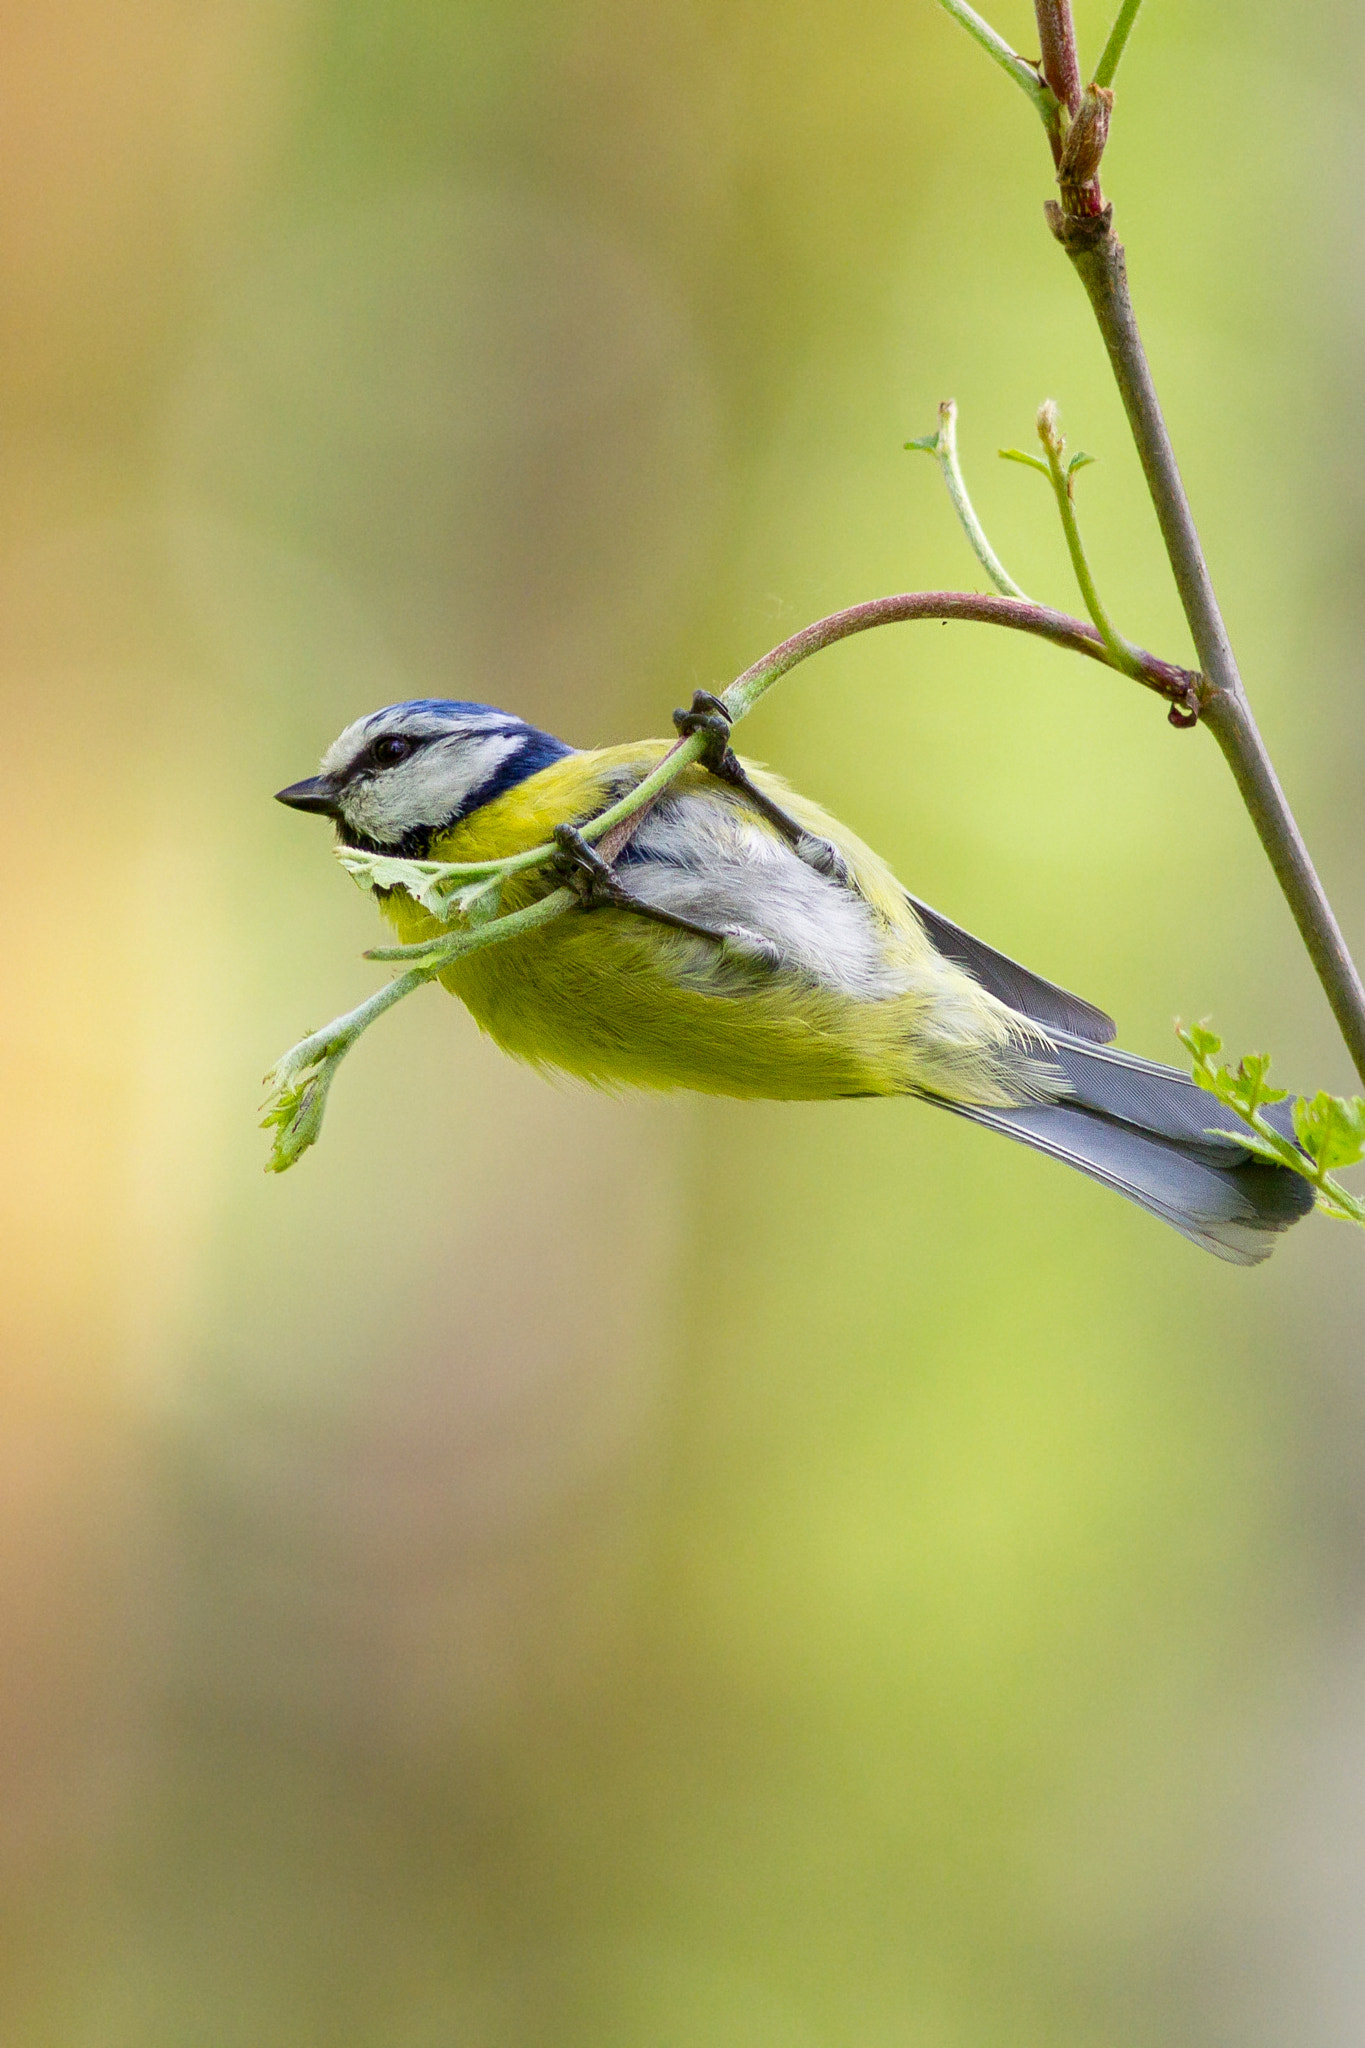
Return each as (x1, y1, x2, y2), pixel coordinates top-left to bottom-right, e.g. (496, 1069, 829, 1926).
(904, 894, 1116, 1044)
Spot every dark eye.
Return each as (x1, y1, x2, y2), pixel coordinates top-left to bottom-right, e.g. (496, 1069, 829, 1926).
(373, 734, 413, 767)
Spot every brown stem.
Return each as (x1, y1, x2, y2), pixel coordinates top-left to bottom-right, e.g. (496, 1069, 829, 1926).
(1049, 206, 1365, 1087)
(722, 590, 1197, 719)
(1034, 0, 1082, 114)
(592, 591, 1200, 871)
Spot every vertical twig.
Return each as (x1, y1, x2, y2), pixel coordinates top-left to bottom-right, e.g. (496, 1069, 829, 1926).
(1033, 0, 1082, 114)
(923, 0, 1365, 1080)
(1032, 400, 1145, 678)
(1049, 208, 1365, 1087)
(907, 400, 1032, 600)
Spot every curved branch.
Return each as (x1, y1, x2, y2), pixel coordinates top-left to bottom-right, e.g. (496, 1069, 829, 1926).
(335, 590, 1202, 902)
(722, 590, 1200, 724)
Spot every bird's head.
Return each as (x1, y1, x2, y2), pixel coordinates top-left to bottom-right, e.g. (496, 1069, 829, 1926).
(275, 699, 573, 856)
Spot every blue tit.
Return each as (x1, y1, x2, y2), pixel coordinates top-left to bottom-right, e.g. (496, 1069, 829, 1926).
(277, 696, 1313, 1264)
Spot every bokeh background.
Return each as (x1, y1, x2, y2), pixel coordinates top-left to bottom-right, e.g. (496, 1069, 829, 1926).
(3, 2, 1365, 2041)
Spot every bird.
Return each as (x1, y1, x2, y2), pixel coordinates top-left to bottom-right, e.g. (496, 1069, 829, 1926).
(276, 695, 1314, 1264)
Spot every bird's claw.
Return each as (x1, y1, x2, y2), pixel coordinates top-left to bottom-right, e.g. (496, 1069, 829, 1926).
(672, 692, 853, 891)
(672, 689, 741, 777)
(717, 926, 785, 970)
(551, 822, 623, 907)
(552, 820, 784, 964)
(795, 833, 850, 885)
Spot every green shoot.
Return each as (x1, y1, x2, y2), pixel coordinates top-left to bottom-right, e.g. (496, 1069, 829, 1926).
(932, 0, 1057, 128)
(907, 400, 1032, 601)
(262, 970, 433, 1172)
(1003, 401, 1148, 680)
(262, 889, 578, 1170)
(1094, 0, 1146, 91)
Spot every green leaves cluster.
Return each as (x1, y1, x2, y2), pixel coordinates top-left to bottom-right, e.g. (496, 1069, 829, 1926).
(1178, 1023, 1365, 1227)
(260, 1071, 333, 1174)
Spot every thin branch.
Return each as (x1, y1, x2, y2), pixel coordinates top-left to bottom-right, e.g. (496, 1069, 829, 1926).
(720, 588, 1197, 721)
(1033, 0, 1082, 114)
(262, 886, 580, 1169)
(907, 401, 1031, 600)
(1094, 0, 1146, 89)
(1047, 207, 1365, 1087)
(933, 0, 1055, 124)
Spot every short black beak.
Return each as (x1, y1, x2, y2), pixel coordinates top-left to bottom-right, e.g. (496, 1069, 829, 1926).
(275, 776, 342, 818)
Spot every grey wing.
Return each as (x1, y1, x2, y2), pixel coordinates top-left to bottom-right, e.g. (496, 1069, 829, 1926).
(904, 893, 1116, 1043)
(614, 787, 907, 996)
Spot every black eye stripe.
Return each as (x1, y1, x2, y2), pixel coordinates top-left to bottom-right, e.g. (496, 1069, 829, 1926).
(370, 733, 419, 768)
(344, 722, 525, 784)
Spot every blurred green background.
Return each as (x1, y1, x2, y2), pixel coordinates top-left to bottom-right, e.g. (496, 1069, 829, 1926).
(3, 3, 1365, 2042)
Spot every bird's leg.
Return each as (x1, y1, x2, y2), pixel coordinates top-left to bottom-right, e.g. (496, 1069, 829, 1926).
(551, 823, 677, 916)
(672, 690, 850, 885)
(551, 824, 781, 966)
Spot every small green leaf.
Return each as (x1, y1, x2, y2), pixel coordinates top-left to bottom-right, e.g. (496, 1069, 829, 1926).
(1211, 1124, 1294, 1169)
(452, 877, 504, 925)
(1232, 1051, 1288, 1113)
(1176, 1020, 1223, 1089)
(1293, 1091, 1365, 1172)
(998, 446, 1051, 476)
(1067, 451, 1097, 477)
(337, 847, 461, 918)
(904, 435, 940, 454)
(1191, 1046, 1287, 1120)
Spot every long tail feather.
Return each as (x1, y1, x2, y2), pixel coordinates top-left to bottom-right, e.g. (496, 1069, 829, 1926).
(938, 1035, 1314, 1264)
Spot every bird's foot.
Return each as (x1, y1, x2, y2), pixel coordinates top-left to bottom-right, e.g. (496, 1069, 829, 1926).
(552, 820, 778, 957)
(715, 925, 785, 970)
(792, 833, 850, 884)
(672, 689, 740, 776)
(673, 692, 849, 885)
(551, 822, 625, 907)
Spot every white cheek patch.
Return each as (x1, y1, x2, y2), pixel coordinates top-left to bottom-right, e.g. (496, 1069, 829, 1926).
(339, 732, 523, 844)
